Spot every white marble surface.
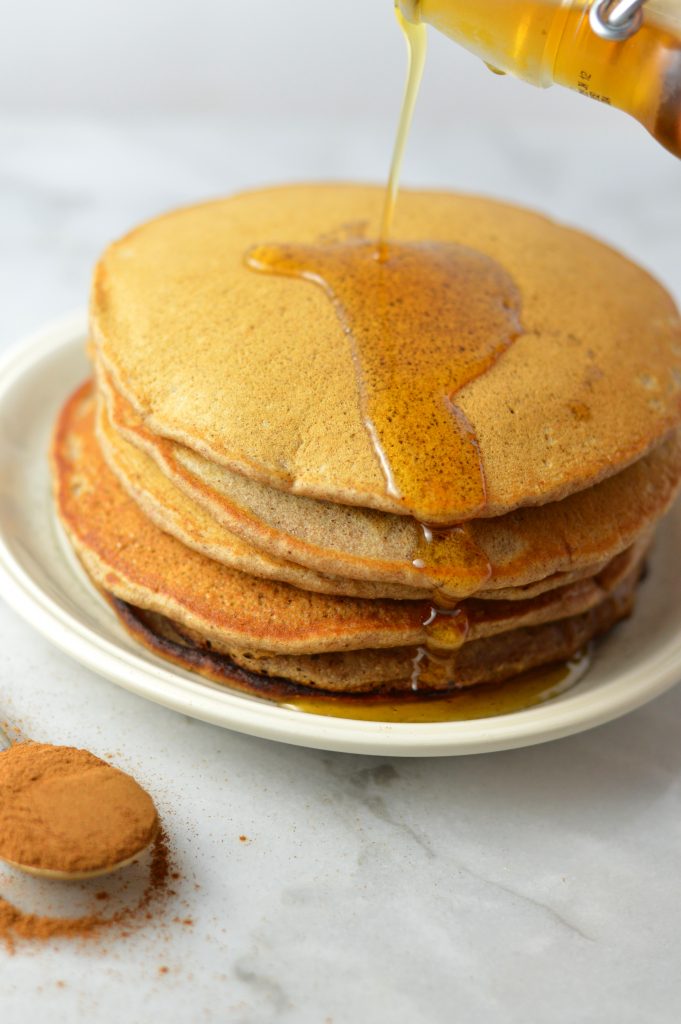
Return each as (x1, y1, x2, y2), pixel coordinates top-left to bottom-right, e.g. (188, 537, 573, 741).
(1, 108, 681, 1023)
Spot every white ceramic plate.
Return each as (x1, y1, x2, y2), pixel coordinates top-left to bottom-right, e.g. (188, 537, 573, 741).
(1, 312, 681, 756)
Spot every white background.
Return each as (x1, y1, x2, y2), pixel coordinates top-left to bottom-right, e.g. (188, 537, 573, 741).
(1, 0, 576, 116)
(1, 2, 681, 1022)
(1, 0, 680, 346)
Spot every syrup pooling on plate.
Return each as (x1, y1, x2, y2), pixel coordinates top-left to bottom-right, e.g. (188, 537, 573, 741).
(246, 239, 522, 524)
(284, 652, 591, 723)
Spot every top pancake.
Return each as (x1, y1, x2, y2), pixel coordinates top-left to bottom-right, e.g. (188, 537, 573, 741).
(91, 184, 681, 521)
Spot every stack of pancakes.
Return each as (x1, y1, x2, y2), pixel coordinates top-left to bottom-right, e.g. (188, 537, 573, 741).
(52, 186, 681, 702)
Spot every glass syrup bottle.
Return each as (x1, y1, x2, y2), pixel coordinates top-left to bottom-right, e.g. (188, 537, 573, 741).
(398, 0, 681, 157)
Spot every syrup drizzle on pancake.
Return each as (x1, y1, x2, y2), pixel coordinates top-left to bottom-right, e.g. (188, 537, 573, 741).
(246, 239, 522, 523)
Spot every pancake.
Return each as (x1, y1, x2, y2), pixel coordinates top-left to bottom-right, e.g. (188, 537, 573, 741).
(168, 551, 643, 689)
(54, 385, 424, 655)
(106, 567, 638, 694)
(99, 364, 681, 600)
(91, 185, 681, 521)
(95, 389, 428, 602)
(54, 382, 646, 664)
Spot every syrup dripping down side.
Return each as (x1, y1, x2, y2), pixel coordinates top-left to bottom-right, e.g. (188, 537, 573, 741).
(246, 1, 523, 695)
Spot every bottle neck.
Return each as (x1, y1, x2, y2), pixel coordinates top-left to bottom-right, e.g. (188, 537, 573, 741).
(399, 0, 576, 87)
(399, 0, 422, 23)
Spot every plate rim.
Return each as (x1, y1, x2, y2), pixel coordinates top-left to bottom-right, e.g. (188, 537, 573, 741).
(1, 313, 681, 756)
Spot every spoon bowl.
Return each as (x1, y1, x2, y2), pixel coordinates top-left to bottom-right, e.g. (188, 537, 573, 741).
(0, 832, 158, 881)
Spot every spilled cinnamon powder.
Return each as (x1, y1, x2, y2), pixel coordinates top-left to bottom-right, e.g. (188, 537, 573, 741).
(0, 828, 171, 952)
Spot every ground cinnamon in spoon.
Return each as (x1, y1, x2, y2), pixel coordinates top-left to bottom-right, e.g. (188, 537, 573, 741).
(0, 743, 158, 874)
